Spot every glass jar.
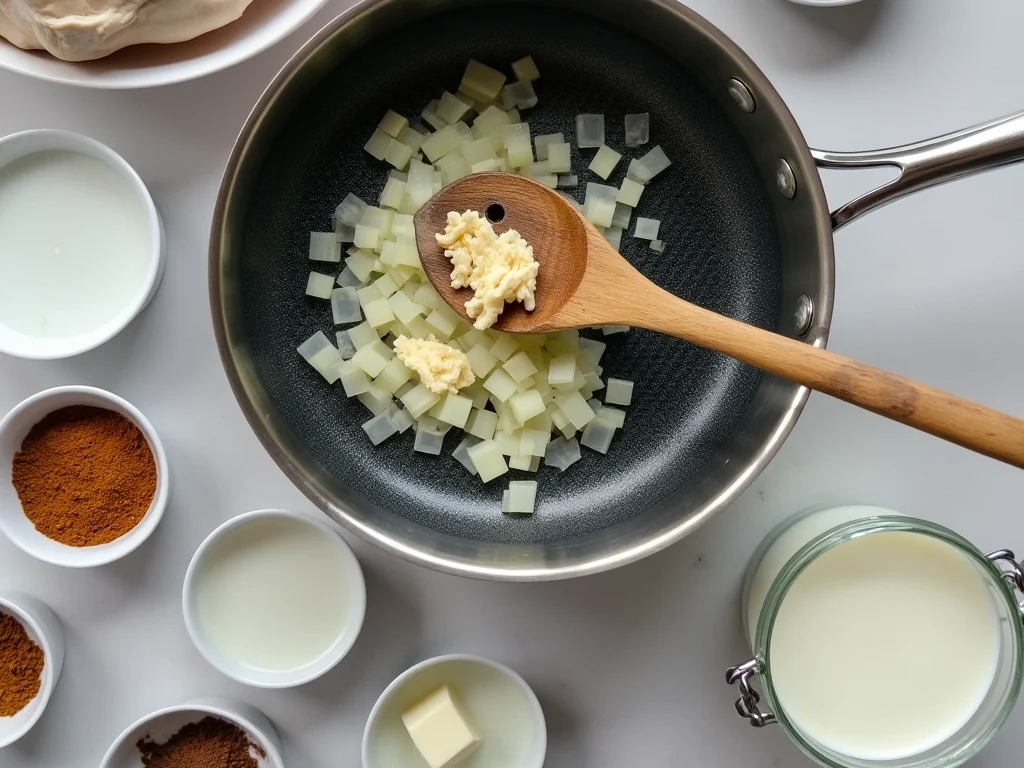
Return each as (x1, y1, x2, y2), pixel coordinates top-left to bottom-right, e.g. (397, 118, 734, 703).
(727, 506, 1024, 768)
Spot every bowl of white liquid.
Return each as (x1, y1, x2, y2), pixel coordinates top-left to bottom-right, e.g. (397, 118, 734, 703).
(727, 505, 1024, 768)
(182, 508, 366, 687)
(0, 130, 164, 359)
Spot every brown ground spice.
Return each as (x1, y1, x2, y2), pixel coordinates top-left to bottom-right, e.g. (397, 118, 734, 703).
(0, 612, 45, 717)
(12, 405, 157, 547)
(137, 716, 267, 768)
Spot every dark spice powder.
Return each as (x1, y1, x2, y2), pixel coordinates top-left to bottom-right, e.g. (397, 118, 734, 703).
(137, 716, 267, 768)
(0, 611, 45, 717)
(12, 405, 157, 547)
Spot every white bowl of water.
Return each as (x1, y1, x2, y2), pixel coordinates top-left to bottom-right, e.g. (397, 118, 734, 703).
(0, 130, 164, 360)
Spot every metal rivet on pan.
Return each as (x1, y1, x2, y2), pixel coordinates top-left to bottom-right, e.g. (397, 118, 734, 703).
(794, 294, 814, 336)
(776, 159, 797, 199)
(727, 78, 756, 113)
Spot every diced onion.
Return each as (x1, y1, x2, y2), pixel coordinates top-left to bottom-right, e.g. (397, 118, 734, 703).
(624, 113, 650, 147)
(575, 114, 605, 149)
(588, 145, 621, 180)
(633, 217, 661, 240)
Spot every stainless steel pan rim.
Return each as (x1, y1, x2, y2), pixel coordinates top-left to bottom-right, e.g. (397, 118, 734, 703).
(210, 0, 1024, 581)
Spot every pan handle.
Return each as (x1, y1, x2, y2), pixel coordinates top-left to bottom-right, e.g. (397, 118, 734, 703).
(810, 110, 1024, 231)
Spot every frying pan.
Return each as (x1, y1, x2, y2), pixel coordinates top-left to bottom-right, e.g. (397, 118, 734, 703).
(210, 0, 1024, 580)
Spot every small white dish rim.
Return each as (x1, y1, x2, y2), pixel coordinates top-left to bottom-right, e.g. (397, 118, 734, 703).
(98, 697, 285, 768)
(0, 593, 63, 748)
(0, 129, 165, 360)
(182, 508, 367, 688)
(362, 653, 548, 768)
(0, 385, 171, 567)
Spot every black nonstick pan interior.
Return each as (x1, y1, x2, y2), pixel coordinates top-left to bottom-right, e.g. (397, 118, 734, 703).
(237, 4, 781, 544)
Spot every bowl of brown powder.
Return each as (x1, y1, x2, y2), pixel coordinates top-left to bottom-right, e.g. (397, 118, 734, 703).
(0, 385, 170, 567)
(99, 698, 284, 768)
(0, 591, 64, 748)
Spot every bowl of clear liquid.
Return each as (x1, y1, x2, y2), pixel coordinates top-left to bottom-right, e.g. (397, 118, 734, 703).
(0, 129, 164, 360)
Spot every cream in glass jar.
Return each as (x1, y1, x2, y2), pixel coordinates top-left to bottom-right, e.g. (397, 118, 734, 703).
(730, 506, 1024, 768)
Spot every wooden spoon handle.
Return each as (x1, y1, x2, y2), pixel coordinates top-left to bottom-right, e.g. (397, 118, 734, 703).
(633, 285, 1024, 469)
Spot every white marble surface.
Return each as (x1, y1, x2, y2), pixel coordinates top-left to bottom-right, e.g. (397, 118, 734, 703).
(1, 0, 1023, 765)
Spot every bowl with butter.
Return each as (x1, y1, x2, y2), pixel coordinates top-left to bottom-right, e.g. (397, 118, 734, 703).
(363, 654, 546, 768)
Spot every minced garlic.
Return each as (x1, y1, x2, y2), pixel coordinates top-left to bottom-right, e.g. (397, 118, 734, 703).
(435, 210, 538, 330)
(394, 334, 475, 394)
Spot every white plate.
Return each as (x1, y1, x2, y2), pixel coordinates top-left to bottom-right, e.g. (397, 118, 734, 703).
(0, 0, 331, 88)
(363, 654, 547, 768)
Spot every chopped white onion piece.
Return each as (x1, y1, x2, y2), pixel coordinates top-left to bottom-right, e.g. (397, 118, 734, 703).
(534, 133, 563, 160)
(650, 239, 665, 253)
(588, 145, 621, 180)
(555, 391, 595, 430)
(637, 145, 671, 180)
(601, 325, 630, 335)
(624, 113, 650, 147)
(503, 351, 538, 382)
(336, 331, 357, 360)
(506, 481, 537, 514)
(544, 436, 581, 471)
(556, 174, 578, 189)
(547, 142, 571, 174)
(505, 135, 533, 168)
(605, 378, 634, 406)
(466, 408, 498, 441)
(575, 114, 605, 148)
(508, 453, 533, 471)
(453, 435, 481, 474)
(331, 287, 362, 324)
(347, 321, 378, 349)
(338, 361, 371, 395)
(512, 55, 540, 82)
(460, 60, 507, 103)
(379, 110, 408, 138)
(414, 426, 445, 455)
(421, 100, 448, 131)
(510, 391, 545, 423)
(437, 91, 472, 124)
(397, 125, 426, 151)
(389, 405, 415, 433)
(334, 222, 355, 243)
(407, 159, 435, 206)
(384, 140, 413, 171)
(467, 440, 508, 482)
(610, 203, 632, 230)
(503, 80, 538, 109)
(364, 128, 392, 161)
(309, 232, 341, 262)
(306, 272, 335, 299)
(596, 406, 625, 428)
(335, 193, 368, 227)
(626, 159, 648, 185)
(438, 393, 473, 429)
(581, 417, 616, 454)
(489, 335, 519, 362)
(617, 178, 644, 208)
(633, 217, 660, 240)
(351, 345, 389, 377)
(363, 411, 398, 445)
(402, 383, 440, 418)
(604, 226, 623, 251)
(582, 182, 618, 228)
(421, 124, 461, 163)
(380, 177, 407, 209)
(483, 369, 518, 402)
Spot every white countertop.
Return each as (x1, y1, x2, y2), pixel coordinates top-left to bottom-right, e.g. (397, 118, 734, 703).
(2, 0, 1023, 765)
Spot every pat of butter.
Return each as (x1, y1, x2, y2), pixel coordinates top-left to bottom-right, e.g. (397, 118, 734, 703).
(402, 684, 482, 768)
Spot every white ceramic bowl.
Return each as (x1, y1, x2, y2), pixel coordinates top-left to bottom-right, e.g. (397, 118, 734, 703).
(363, 654, 547, 768)
(0, 592, 65, 748)
(0, 386, 170, 567)
(99, 697, 284, 768)
(0, 130, 164, 359)
(0, 0, 331, 89)
(182, 508, 366, 688)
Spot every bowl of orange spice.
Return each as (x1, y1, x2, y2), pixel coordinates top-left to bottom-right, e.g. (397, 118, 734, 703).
(0, 385, 169, 567)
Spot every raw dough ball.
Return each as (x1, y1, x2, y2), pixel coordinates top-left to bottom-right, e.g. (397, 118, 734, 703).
(0, 0, 254, 62)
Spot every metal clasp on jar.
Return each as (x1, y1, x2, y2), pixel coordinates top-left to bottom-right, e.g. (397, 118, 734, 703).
(987, 549, 1024, 618)
(725, 658, 776, 727)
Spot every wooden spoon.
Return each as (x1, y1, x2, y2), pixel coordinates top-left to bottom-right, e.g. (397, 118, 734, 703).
(413, 172, 1024, 469)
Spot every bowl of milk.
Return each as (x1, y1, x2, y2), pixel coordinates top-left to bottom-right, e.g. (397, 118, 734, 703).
(729, 505, 1024, 768)
(0, 130, 164, 359)
(182, 508, 366, 687)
